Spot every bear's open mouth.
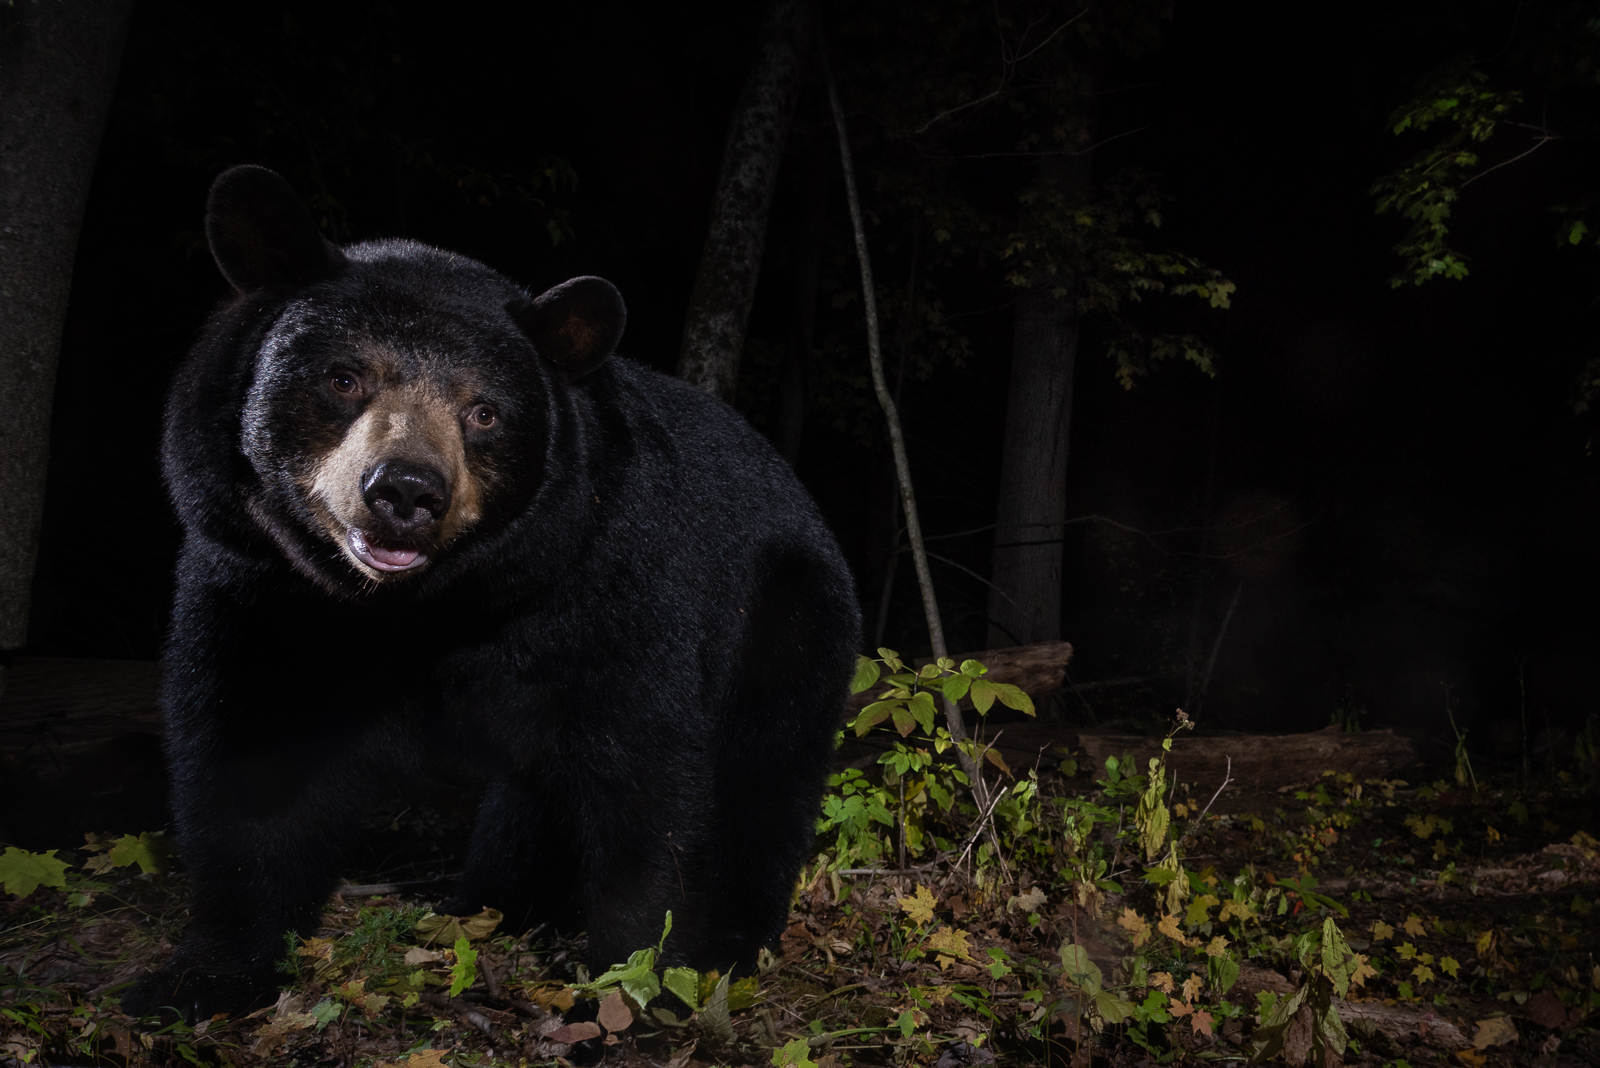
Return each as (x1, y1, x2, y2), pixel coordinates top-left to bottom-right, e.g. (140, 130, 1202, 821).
(347, 528, 429, 572)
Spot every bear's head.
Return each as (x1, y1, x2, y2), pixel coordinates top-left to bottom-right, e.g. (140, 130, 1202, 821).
(200, 165, 625, 592)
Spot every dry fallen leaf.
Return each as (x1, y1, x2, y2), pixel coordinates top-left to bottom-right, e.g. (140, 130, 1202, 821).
(1471, 1016, 1519, 1049)
(597, 990, 633, 1034)
(545, 1021, 604, 1044)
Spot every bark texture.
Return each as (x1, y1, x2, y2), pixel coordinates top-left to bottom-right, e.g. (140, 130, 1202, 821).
(774, 123, 829, 465)
(677, 0, 811, 400)
(0, 0, 135, 682)
(986, 284, 1080, 647)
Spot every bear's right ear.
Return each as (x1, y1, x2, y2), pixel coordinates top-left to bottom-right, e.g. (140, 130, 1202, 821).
(509, 276, 627, 381)
(205, 165, 347, 294)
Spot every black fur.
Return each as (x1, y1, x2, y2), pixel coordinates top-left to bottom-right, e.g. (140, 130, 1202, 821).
(123, 166, 859, 1021)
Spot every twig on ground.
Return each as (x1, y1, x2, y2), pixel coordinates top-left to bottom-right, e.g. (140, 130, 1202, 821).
(421, 991, 495, 1036)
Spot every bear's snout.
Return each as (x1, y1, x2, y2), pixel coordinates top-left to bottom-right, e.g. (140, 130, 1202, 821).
(361, 459, 452, 534)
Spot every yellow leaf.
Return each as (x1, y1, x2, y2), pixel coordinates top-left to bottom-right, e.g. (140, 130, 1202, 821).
(415, 907, 502, 946)
(1403, 914, 1426, 938)
(1157, 912, 1195, 946)
(1412, 963, 1434, 984)
(1471, 1016, 1518, 1049)
(1398, 942, 1417, 960)
(1454, 1050, 1486, 1068)
(924, 927, 973, 969)
(1204, 935, 1230, 958)
(1349, 953, 1378, 988)
(1181, 975, 1204, 1004)
(1372, 920, 1394, 941)
(1150, 971, 1175, 994)
(297, 938, 335, 960)
(898, 885, 936, 927)
(1475, 930, 1494, 956)
(1116, 907, 1152, 948)
(1485, 824, 1502, 843)
(1440, 956, 1460, 978)
(1219, 897, 1256, 923)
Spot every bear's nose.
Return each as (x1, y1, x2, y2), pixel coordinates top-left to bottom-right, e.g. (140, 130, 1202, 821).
(361, 460, 452, 533)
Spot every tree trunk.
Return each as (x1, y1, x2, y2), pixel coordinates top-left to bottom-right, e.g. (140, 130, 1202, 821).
(0, 0, 135, 698)
(676, 0, 811, 401)
(986, 283, 1080, 647)
(773, 121, 829, 465)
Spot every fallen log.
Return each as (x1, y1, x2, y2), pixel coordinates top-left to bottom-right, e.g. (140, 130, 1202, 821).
(1069, 725, 1423, 791)
(1236, 965, 1471, 1050)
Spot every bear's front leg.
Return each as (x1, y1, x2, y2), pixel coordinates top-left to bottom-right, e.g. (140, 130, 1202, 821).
(122, 731, 371, 1021)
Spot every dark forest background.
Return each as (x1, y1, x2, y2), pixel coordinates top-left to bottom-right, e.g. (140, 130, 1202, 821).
(23, 0, 1600, 757)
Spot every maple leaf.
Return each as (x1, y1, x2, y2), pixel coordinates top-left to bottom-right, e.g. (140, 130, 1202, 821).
(1397, 942, 1417, 960)
(898, 885, 936, 927)
(1157, 912, 1196, 946)
(1117, 907, 1152, 948)
(1371, 919, 1394, 941)
(1185, 893, 1220, 926)
(925, 926, 973, 969)
(1167, 997, 1192, 1018)
(1403, 914, 1426, 937)
(414, 907, 503, 946)
(1181, 974, 1204, 1004)
(297, 938, 335, 960)
(1205, 935, 1230, 957)
(0, 848, 70, 899)
(1349, 953, 1378, 988)
(1440, 956, 1460, 978)
(1191, 1009, 1215, 1036)
(1150, 971, 1175, 994)
(1218, 897, 1256, 922)
(1412, 963, 1435, 984)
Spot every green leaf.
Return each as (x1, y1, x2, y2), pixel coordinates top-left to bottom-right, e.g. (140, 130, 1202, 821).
(970, 679, 998, 713)
(1092, 989, 1136, 1025)
(773, 1038, 817, 1068)
(1209, 951, 1241, 995)
(662, 966, 699, 1011)
(311, 998, 342, 1031)
(449, 937, 478, 997)
(853, 701, 897, 736)
(991, 682, 1035, 715)
(1321, 917, 1354, 998)
(106, 832, 168, 875)
(960, 660, 987, 677)
(850, 656, 881, 694)
(941, 674, 973, 702)
(891, 707, 917, 737)
(1059, 943, 1102, 994)
(908, 691, 937, 734)
(0, 848, 70, 898)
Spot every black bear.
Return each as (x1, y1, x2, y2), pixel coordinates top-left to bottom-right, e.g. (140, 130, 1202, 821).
(122, 165, 859, 1021)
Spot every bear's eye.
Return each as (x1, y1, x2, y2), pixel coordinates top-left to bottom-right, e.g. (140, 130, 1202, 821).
(469, 405, 497, 429)
(330, 372, 361, 395)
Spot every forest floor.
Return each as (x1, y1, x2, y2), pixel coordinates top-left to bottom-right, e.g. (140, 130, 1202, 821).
(1, 729, 1597, 1068)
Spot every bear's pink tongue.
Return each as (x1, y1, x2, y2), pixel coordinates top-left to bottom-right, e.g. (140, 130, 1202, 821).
(347, 528, 423, 571)
(367, 542, 418, 568)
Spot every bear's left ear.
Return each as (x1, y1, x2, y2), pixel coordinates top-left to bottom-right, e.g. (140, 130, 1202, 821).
(206, 165, 348, 294)
(509, 276, 626, 381)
